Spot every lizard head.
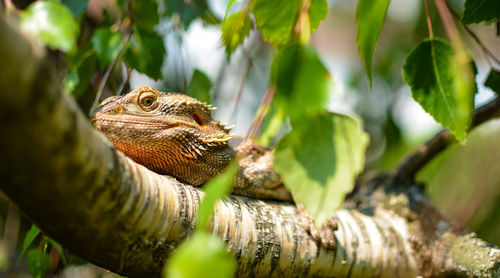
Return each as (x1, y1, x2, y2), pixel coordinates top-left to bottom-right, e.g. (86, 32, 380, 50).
(92, 86, 234, 185)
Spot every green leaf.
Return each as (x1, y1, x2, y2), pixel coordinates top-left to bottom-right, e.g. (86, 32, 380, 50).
(64, 46, 98, 97)
(485, 69, 500, 94)
(186, 69, 212, 104)
(165, 0, 220, 28)
(251, 0, 328, 47)
(403, 39, 475, 144)
(26, 248, 51, 278)
(257, 102, 286, 146)
(355, 0, 390, 87)
(274, 113, 369, 225)
(221, 10, 252, 56)
(19, 225, 40, 261)
(164, 232, 236, 278)
(125, 28, 166, 80)
(224, 0, 241, 18)
(461, 0, 500, 25)
(20, 0, 79, 53)
(132, 0, 159, 31)
(91, 28, 124, 69)
(417, 119, 500, 245)
(196, 161, 239, 231)
(271, 44, 330, 122)
(61, 0, 88, 16)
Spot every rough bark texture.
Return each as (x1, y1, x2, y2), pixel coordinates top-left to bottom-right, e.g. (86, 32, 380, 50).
(0, 14, 499, 278)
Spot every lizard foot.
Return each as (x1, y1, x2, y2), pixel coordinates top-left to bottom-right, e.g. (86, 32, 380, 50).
(297, 204, 338, 251)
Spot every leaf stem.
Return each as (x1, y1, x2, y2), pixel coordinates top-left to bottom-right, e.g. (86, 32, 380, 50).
(246, 86, 276, 141)
(89, 28, 132, 114)
(424, 0, 434, 39)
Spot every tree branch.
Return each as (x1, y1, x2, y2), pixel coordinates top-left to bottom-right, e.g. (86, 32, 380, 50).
(0, 14, 498, 278)
(394, 96, 500, 182)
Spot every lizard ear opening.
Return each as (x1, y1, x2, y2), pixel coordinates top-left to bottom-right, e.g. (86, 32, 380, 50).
(193, 112, 204, 126)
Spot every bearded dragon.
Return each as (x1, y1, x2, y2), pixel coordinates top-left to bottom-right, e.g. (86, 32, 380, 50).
(92, 86, 336, 248)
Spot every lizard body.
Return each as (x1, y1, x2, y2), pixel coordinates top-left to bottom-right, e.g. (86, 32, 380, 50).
(92, 86, 292, 201)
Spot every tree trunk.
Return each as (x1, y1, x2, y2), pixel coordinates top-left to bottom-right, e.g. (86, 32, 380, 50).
(0, 14, 498, 278)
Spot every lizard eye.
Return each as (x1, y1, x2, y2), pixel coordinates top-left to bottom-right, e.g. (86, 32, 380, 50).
(138, 91, 158, 111)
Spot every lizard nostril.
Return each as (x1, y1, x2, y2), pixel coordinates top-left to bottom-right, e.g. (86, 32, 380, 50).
(115, 105, 124, 113)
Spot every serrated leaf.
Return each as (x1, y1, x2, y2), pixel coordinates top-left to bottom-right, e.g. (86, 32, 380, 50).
(26, 248, 51, 278)
(461, 0, 500, 25)
(61, 0, 88, 16)
(19, 225, 40, 261)
(221, 10, 252, 56)
(132, 0, 159, 31)
(251, 0, 328, 47)
(125, 28, 165, 80)
(485, 69, 500, 94)
(196, 161, 238, 231)
(271, 44, 330, 122)
(20, 0, 80, 53)
(274, 113, 369, 225)
(417, 119, 500, 245)
(91, 28, 124, 69)
(186, 69, 212, 104)
(403, 39, 475, 144)
(164, 232, 236, 278)
(224, 0, 241, 18)
(356, 0, 390, 87)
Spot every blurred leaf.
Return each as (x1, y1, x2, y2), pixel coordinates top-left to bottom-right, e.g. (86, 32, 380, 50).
(61, 0, 88, 16)
(186, 69, 212, 104)
(274, 113, 369, 225)
(271, 44, 330, 122)
(221, 10, 252, 56)
(125, 28, 166, 80)
(224, 0, 241, 18)
(64, 47, 98, 97)
(196, 161, 238, 231)
(403, 39, 475, 144)
(485, 69, 500, 94)
(19, 225, 40, 261)
(251, 0, 327, 47)
(45, 237, 67, 265)
(418, 119, 500, 245)
(132, 0, 159, 31)
(20, 0, 79, 53)
(461, 0, 500, 25)
(26, 248, 51, 278)
(164, 232, 236, 278)
(257, 102, 286, 146)
(91, 28, 124, 69)
(165, 0, 220, 28)
(355, 0, 390, 87)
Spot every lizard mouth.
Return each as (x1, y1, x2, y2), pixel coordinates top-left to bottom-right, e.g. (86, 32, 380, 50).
(92, 113, 198, 130)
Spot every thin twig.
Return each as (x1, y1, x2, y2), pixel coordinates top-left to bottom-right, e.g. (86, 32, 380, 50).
(89, 29, 132, 114)
(393, 96, 500, 182)
(448, 8, 500, 66)
(229, 55, 251, 122)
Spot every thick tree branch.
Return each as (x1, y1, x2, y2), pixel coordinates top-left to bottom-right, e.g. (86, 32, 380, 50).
(0, 14, 498, 278)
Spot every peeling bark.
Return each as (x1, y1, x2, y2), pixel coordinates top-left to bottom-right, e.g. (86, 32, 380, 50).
(0, 14, 498, 278)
